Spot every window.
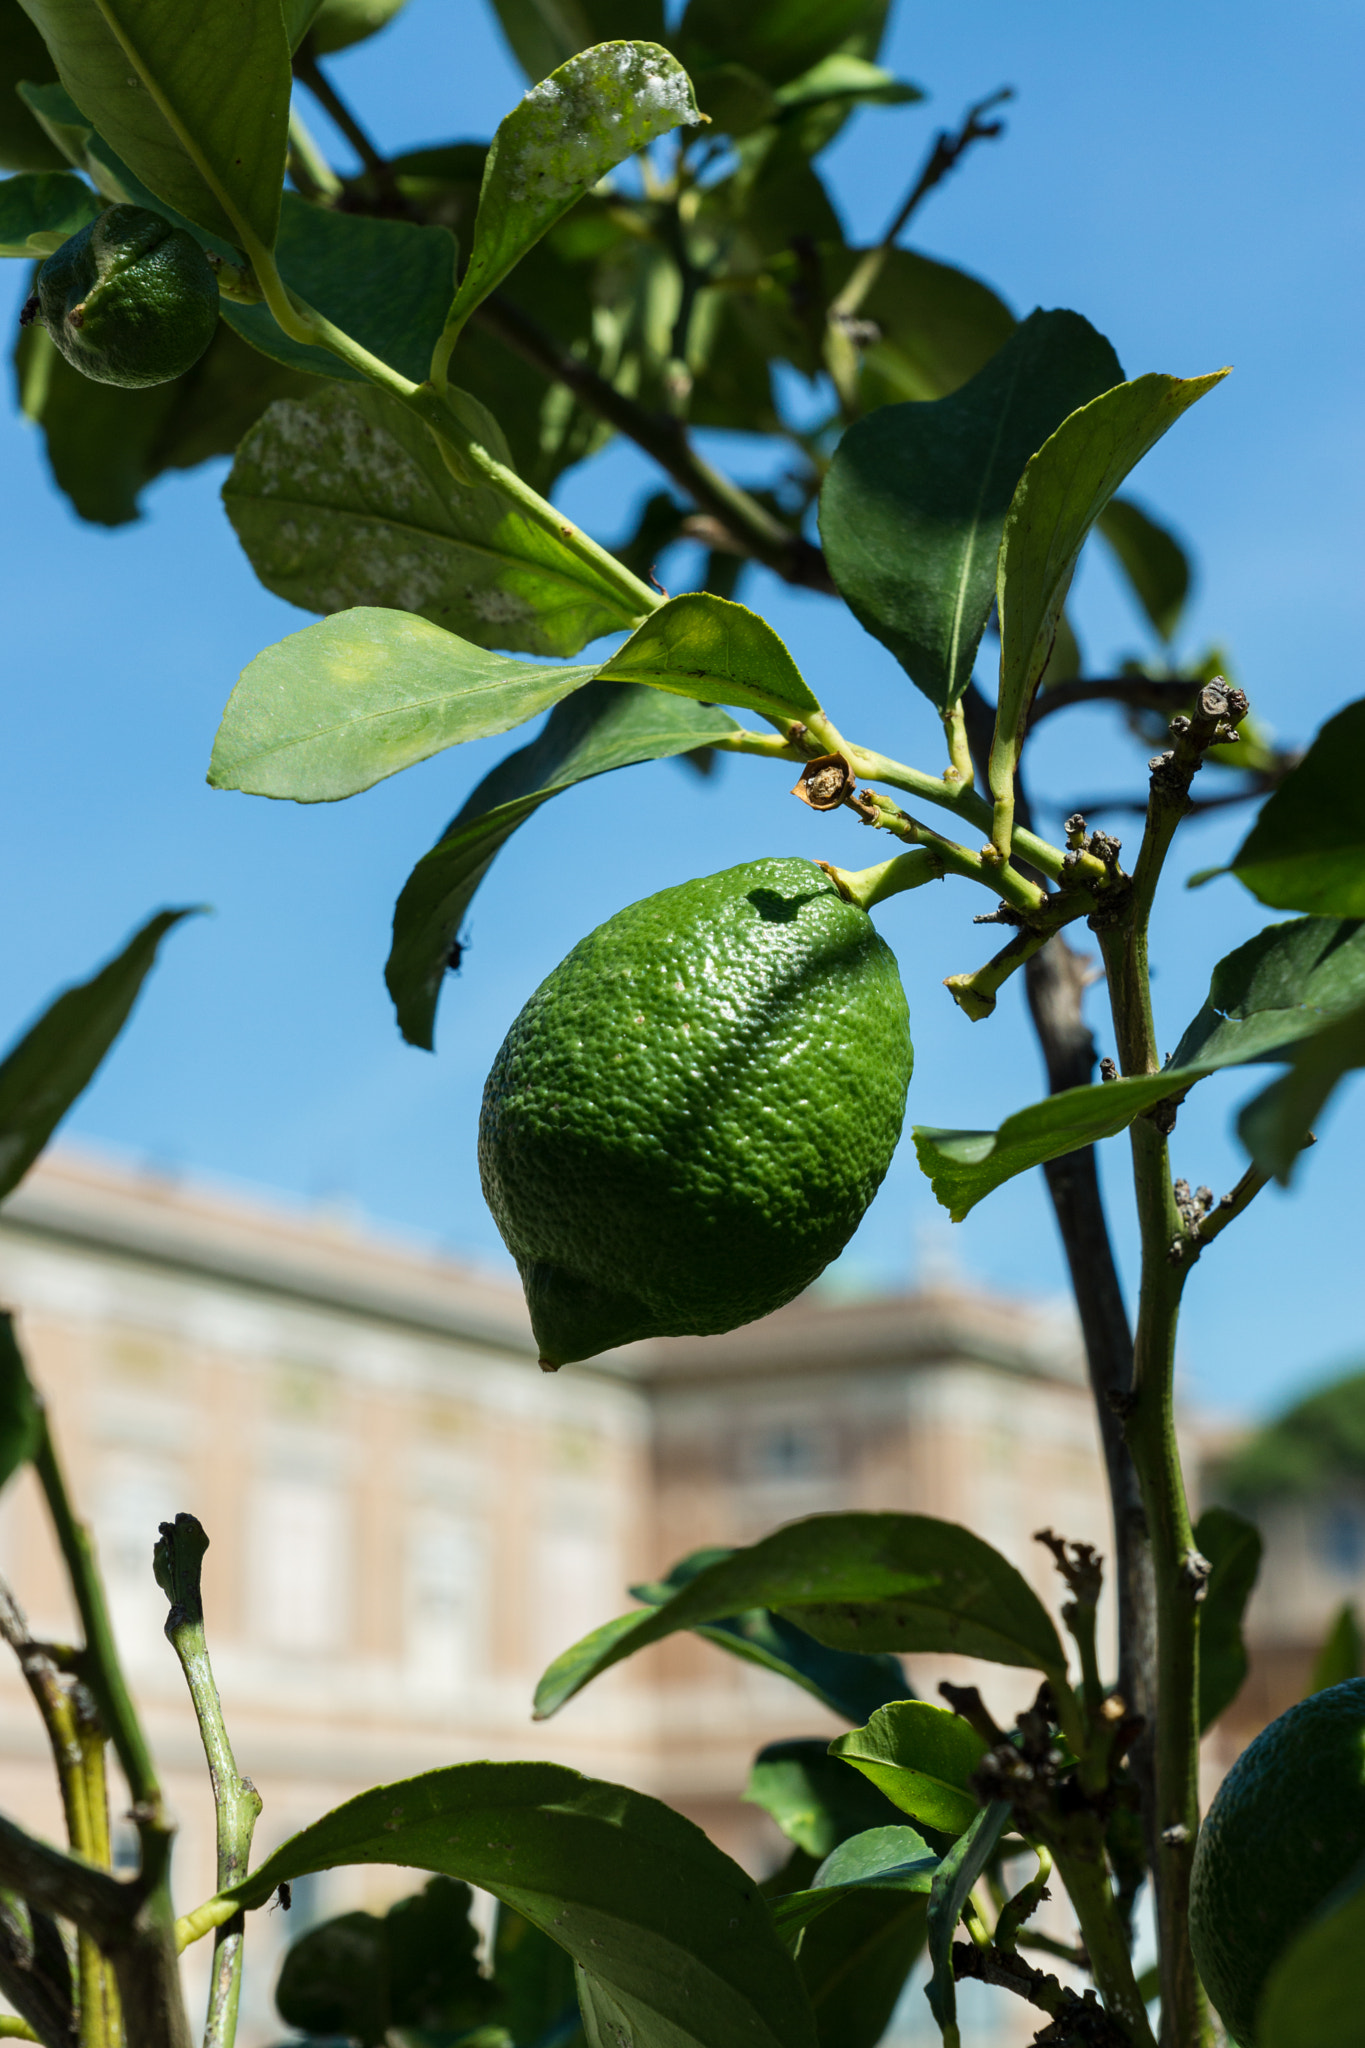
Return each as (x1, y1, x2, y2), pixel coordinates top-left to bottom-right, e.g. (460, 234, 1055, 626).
(252, 1477, 349, 1653)
(406, 1511, 483, 1691)
(1318, 1499, 1365, 1577)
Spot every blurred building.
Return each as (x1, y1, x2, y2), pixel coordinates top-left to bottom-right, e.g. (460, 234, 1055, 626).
(0, 1149, 1134, 2043)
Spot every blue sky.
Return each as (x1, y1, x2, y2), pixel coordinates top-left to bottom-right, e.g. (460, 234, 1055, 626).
(1, 0, 1360, 1418)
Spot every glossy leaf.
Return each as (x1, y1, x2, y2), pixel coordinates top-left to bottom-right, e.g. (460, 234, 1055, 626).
(853, 246, 1015, 408)
(1194, 1506, 1262, 1732)
(218, 1761, 818, 2048)
(830, 1702, 987, 1836)
(1257, 1858, 1365, 2048)
(489, 1, 664, 82)
(223, 381, 635, 657)
(924, 1801, 1012, 2038)
(743, 1741, 912, 1861)
(1308, 1603, 1362, 1694)
(996, 368, 1227, 761)
(386, 683, 740, 1049)
(17, 318, 311, 527)
(0, 1314, 43, 1496)
(223, 195, 457, 385)
(913, 1068, 1205, 1222)
(819, 309, 1122, 712)
(1097, 494, 1191, 643)
(1237, 996, 1365, 1183)
(0, 908, 193, 1204)
(634, 1550, 913, 1726)
(0, 167, 97, 254)
(1230, 699, 1365, 918)
(919, 915, 1365, 1220)
(596, 592, 821, 721)
(791, 1888, 926, 2048)
(442, 41, 698, 350)
(209, 611, 601, 804)
(772, 1827, 939, 1943)
(534, 1514, 1068, 1720)
(772, 52, 919, 116)
(678, 0, 888, 89)
(0, 0, 64, 171)
(17, 0, 291, 249)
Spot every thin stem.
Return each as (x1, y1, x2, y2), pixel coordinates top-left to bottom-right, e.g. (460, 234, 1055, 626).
(1050, 1845, 1157, 2048)
(467, 294, 834, 592)
(820, 849, 941, 910)
(830, 89, 1012, 324)
(154, 1519, 261, 2048)
(286, 107, 343, 200)
(1186, 1160, 1274, 1254)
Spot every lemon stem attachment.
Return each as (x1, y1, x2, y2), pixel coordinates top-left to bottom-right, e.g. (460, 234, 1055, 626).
(819, 850, 941, 910)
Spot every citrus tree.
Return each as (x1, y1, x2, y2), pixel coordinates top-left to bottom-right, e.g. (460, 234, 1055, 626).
(0, 3, 1362, 2047)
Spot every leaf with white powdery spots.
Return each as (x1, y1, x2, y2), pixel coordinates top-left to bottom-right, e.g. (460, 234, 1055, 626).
(440, 41, 698, 355)
(223, 381, 638, 657)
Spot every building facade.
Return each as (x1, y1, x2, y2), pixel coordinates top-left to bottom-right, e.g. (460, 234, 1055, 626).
(0, 1150, 1139, 2042)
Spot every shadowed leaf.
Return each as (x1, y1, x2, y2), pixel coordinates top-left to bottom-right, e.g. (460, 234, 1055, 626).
(1231, 699, 1365, 918)
(0, 166, 97, 253)
(1195, 1506, 1261, 1731)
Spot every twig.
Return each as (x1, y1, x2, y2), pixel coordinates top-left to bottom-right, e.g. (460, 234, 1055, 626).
(154, 1519, 261, 2048)
(951, 1941, 1132, 2045)
(293, 49, 396, 194)
(1029, 676, 1206, 725)
(1182, 1160, 1275, 1257)
(830, 89, 1013, 323)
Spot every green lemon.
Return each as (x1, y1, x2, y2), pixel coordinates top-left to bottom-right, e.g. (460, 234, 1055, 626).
(479, 857, 913, 1368)
(28, 204, 219, 389)
(1190, 1678, 1365, 2044)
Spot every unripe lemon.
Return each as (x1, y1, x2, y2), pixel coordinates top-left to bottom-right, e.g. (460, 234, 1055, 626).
(1190, 1678, 1365, 2044)
(27, 204, 218, 389)
(479, 858, 913, 1367)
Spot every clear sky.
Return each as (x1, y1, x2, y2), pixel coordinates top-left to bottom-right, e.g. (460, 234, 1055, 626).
(1, 0, 1360, 1419)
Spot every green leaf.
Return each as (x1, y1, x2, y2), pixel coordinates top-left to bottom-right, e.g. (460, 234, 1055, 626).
(772, 53, 919, 116)
(1194, 1506, 1261, 1732)
(0, 908, 194, 1204)
(209, 611, 603, 804)
(1230, 700, 1365, 918)
(489, 1, 665, 82)
(222, 195, 458, 385)
(924, 1801, 1011, 2038)
(386, 682, 740, 1050)
(628, 1547, 914, 1727)
(829, 1702, 987, 1837)
(678, 0, 888, 89)
(533, 1514, 1069, 1720)
(819, 309, 1122, 712)
(0, 167, 96, 253)
(0, 0, 65, 172)
(1169, 916, 1365, 1072)
(995, 367, 1227, 762)
(1308, 1603, 1362, 1694)
(223, 381, 636, 659)
(772, 1827, 939, 1944)
(1097, 494, 1191, 643)
(743, 1741, 914, 1861)
(791, 1888, 926, 2048)
(0, 1314, 43, 1496)
(919, 916, 1365, 1220)
(1257, 1857, 1365, 2048)
(17, 316, 311, 528)
(441, 41, 698, 351)
(17, 0, 291, 248)
(217, 1760, 818, 2048)
(851, 246, 1016, 408)
(1236, 996, 1365, 1183)
(303, 0, 411, 57)
(913, 1070, 1206, 1223)
(596, 592, 821, 722)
